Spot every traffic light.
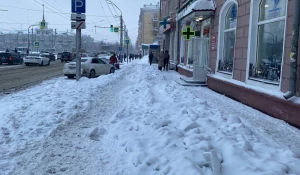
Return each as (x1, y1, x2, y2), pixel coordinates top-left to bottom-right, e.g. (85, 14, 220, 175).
(110, 25, 113, 32)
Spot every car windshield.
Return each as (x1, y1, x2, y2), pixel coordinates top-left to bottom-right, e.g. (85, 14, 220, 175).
(62, 52, 70, 56)
(0, 53, 10, 57)
(29, 54, 40, 56)
(72, 59, 88, 63)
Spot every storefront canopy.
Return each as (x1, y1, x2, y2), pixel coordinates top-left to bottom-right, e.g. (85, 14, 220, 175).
(177, 0, 216, 21)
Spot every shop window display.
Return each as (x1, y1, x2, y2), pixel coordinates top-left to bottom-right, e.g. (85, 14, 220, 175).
(249, 0, 286, 83)
(218, 4, 237, 73)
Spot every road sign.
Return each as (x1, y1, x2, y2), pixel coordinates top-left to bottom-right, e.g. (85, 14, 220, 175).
(72, 0, 86, 13)
(34, 41, 40, 48)
(71, 13, 86, 21)
(71, 21, 86, 29)
(182, 26, 195, 41)
(124, 39, 130, 45)
(40, 20, 46, 29)
(114, 27, 119, 33)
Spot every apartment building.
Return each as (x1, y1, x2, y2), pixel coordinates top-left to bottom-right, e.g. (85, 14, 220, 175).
(136, 3, 160, 52)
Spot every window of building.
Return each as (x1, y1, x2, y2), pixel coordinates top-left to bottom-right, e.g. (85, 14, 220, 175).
(187, 22, 196, 67)
(180, 24, 187, 65)
(248, 0, 286, 85)
(217, 0, 237, 75)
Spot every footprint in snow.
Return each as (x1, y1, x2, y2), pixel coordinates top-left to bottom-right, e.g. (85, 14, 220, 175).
(88, 127, 107, 141)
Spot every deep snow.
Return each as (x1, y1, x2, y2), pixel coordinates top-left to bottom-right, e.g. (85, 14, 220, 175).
(0, 56, 300, 175)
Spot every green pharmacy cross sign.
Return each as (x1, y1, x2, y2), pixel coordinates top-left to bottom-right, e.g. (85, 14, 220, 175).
(182, 26, 195, 41)
(160, 18, 170, 29)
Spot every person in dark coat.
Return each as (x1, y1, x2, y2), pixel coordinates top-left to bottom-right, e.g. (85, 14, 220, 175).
(149, 51, 154, 65)
(158, 51, 164, 71)
(163, 50, 170, 71)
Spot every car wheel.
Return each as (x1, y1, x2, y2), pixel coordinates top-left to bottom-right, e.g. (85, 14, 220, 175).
(61, 60, 63, 62)
(40, 61, 44, 66)
(0, 62, 2, 65)
(110, 67, 115, 74)
(89, 70, 96, 78)
(67, 76, 74, 79)
(25, 63, 29, 66)
(47, 60, 50, 66)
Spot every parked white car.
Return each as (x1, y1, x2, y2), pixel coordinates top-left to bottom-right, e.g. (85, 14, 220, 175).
(63, 57, 115, 79)
(24, 53, 50, 66)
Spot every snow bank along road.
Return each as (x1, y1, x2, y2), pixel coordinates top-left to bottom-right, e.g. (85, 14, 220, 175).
(0, 61, 63, 94)
(1, 57, 300, 175)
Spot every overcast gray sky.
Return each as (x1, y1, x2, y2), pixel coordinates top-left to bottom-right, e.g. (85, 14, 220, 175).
(0, 0, 159, 45)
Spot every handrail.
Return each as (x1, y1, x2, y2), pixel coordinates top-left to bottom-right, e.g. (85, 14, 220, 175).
(204, 65, 211, 74)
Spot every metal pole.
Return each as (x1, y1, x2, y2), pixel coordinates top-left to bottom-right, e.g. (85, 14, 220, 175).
(31, 28, 33, 53)
(54, 29, 57, 50)
(120, 14, 123, 56)
(284, 0, 300, 99)
(27, 27, 30, 55)
(76, 29, 81, 81)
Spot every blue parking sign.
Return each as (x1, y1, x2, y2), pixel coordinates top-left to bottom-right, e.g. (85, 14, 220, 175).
(72, 0, 86, 13)
(34, 42, 40, 48)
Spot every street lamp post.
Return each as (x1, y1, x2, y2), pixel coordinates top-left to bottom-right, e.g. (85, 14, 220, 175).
(106, 0, 123, 54)
(28, 24, 37, 55)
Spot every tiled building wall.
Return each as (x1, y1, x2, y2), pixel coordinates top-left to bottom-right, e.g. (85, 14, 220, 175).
(282, 0, 300, 95)
(209, 1, 221, 73)
(233, 0, 250, 82)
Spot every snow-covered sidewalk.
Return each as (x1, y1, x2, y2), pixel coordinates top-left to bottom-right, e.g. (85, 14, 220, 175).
(1, 56, 300, 175)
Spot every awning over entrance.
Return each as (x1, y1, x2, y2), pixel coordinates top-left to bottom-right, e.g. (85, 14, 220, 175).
(177, 0, 216, 21)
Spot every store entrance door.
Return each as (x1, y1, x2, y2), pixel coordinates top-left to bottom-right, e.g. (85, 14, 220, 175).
(192, 37, 209, 82)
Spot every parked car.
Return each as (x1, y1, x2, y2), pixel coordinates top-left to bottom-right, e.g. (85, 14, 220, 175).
(72, 53, 89, 58)
(57, 53, 62, 60)
(0, 51, 23, 65)
(61, 52, 73, 62)
(40, 52, 56, 61)
(24, 53, 50, 66)
(63, 57, 115, 79)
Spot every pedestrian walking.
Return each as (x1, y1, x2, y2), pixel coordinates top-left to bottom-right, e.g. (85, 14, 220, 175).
(158, 51, 164, 71)
(164, 50, 170, 71)
(109, 53, 118, 68)
(149, 51, 154, 65)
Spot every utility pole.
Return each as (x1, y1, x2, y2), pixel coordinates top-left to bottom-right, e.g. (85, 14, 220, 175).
(120, 14, 123, 56)
(31, 28, 33, 52)
(54, 29, 57, 50)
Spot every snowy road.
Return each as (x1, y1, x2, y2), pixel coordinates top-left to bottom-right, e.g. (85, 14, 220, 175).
(1, 56, 300, 175)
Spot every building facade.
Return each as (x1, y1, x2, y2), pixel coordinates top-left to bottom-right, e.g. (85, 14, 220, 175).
(160, 0, 300, 126)
(136, 3, 160, 52)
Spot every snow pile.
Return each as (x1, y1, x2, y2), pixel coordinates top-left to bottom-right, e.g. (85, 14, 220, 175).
(101, 59, 300, 174)
(0, 63, 131, 174)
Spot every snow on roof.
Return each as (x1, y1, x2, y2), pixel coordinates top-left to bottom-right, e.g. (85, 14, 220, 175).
(183, 0, 216, 18)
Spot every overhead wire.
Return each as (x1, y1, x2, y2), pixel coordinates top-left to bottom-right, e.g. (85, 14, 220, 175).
(0, 4, 116, 18)
(33, 0, 70, 21)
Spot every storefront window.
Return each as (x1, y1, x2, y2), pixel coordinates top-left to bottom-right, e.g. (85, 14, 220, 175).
(218, 4, 237, 73)
(259, 0, 286, 21)
(249, 0, 286, 83)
